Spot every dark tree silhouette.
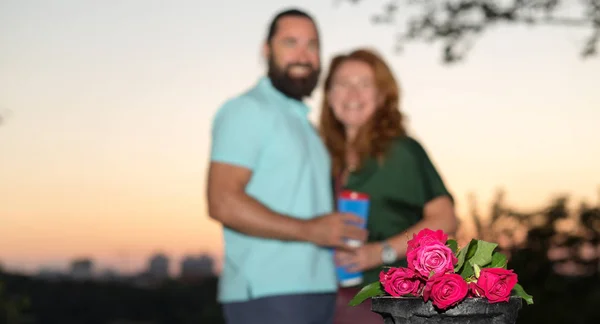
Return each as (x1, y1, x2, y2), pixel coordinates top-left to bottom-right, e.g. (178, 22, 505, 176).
(343, 0, 600, 63)
(466, 188, 600, 323)
(0, 278, 32, 324)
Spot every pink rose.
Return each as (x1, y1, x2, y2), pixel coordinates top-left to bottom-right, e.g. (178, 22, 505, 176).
(407, 242, 457, 278)
(472, 268, 518, 303)
(407, 229, 448, 253)
(423, 273, 468, 310)
(379, 267, 424, 297)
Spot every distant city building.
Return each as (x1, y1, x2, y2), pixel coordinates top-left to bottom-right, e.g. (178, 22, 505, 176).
(147, 253, 170, 279)
(180, 254, 215, 281)
(70, 258, 93, 280)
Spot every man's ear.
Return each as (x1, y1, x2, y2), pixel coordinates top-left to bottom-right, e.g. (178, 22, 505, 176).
(262, 42, 270, 61)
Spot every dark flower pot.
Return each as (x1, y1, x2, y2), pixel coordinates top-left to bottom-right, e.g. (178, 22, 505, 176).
(371, 296, 522, 324)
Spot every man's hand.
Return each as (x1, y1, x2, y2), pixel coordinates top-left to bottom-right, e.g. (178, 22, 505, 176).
(303, 212, 368, 250)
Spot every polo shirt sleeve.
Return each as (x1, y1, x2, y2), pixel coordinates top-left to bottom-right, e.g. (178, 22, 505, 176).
(210, 96, 272, 170)
(408, 138, 453, 203)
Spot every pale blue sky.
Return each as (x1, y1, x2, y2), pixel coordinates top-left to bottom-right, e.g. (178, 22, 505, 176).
(1, 0, 599, 273)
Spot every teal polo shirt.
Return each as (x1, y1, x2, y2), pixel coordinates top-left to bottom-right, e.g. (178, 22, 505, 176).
(210, 77, 337, 303)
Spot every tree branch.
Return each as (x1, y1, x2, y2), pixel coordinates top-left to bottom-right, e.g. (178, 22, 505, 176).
(344, 0, 600, 63)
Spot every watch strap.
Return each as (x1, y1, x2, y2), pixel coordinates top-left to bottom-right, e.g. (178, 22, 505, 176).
(381, 241, 398, 264)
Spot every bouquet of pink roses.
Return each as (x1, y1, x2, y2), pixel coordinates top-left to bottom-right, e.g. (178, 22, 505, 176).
(349, 228, 534, 310)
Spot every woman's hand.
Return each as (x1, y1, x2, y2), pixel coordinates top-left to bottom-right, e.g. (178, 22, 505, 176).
(334, 242, 384, 272)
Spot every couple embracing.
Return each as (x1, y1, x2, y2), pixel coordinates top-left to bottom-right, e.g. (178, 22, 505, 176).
(207, 7, 458, 324)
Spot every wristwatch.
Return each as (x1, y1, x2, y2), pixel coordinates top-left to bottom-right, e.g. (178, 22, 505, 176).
(381, 241, 398, 264)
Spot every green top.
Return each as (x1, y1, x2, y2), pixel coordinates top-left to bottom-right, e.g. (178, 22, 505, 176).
(337, 136, 453, 286)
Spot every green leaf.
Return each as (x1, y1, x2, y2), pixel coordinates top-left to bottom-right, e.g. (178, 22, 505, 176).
(348, 282, 385, 306)
(466, 239, 479, 259)
(489, 252, 508, 269)
(459, 240, 498, 279)
(473, 264, 481, 278)
(447, 239, 458, 254)
(467, 240, 498, 268)
(455, 239, 474, 272)
(460, 261, 475, 279)
(512, 283, 534, 305)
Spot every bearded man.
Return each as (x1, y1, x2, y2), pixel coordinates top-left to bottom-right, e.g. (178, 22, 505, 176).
(206, 8, 368, 324)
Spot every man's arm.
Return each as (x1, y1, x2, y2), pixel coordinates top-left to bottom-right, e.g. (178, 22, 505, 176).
(207, 161, 311, 241)
(207, 97, 311, 241)
(207, 97, 367, 247)
(207, 161, 368, 247)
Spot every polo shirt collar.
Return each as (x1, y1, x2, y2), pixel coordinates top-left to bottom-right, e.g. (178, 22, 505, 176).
(258, 76, 310, 117)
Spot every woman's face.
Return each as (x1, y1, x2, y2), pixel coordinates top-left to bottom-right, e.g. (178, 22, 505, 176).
(328, 59, 379, 131)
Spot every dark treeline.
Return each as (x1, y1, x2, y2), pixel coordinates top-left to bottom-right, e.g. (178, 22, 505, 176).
(478, 189, 600, 324)
(0, 274, 224, 324)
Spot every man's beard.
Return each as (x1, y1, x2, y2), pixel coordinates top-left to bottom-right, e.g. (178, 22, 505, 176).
(267, 56, 320, 101)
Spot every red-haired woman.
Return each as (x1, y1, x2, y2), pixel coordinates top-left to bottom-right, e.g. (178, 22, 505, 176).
(319, 48, 459, 323)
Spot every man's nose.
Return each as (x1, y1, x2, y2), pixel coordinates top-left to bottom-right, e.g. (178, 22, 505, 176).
(295, 47, 311, 64)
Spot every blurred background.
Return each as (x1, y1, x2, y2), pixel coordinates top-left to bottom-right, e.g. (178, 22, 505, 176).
(1, 0, 599, 323)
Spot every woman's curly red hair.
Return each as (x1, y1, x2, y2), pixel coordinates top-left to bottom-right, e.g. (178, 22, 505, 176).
(319, 48, 407, 177)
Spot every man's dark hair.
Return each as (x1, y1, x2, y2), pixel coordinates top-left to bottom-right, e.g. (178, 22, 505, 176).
(266, 8, 317, 44)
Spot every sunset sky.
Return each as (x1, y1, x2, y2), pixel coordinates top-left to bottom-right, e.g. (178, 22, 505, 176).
(1, 0, 599, 275)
